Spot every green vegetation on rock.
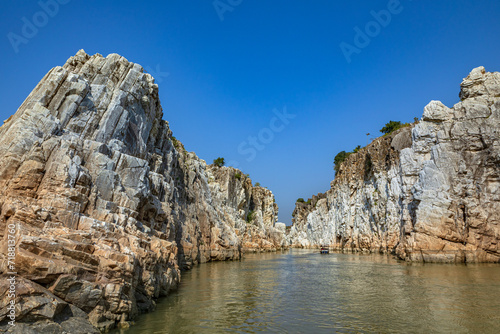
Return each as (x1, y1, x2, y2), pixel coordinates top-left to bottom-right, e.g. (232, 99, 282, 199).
(213, 157, 225, 167)
(246, 210, 255, 223)
(171, 136, 186, 152)
(379, 120, 410, 135)
(333, 150, 351, 173)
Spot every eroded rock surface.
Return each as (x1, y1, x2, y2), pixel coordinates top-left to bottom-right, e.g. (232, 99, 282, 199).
(0, 50, 285, 332)
(288, 67, 500, 263)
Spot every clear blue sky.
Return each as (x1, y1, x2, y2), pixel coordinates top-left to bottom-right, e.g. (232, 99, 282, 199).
(1, 1, 499, 224)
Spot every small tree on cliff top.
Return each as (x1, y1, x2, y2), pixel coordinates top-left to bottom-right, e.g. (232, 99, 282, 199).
(213, 157, 225, 167)
(379, 121, 403, 135)
(334, 151, 351, 173)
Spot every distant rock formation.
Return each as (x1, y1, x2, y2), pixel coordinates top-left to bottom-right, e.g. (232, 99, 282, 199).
(0, 50, 286, 332)
(287, 66, 500, 263)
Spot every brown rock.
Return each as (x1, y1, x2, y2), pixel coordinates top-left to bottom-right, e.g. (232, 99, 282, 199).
(0, 50, 285, 331)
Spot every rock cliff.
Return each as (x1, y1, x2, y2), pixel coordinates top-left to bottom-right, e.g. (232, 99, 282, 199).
(287, 66, 500, 263)
(0, 50, 285, 332)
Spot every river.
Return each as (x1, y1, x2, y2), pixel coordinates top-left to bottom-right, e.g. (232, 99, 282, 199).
(116, 250, 500, 333)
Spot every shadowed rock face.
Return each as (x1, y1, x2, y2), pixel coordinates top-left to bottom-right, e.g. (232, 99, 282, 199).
(288, 66, 500, 263)
(0, 50, 285, 332)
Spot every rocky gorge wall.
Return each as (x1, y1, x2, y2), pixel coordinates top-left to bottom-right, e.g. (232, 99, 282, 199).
(0, 50, 286, 333)
(287, 67, 500, 264)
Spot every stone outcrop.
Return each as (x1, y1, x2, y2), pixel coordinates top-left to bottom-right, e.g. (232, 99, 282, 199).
(288, 127, 411, 252)
(0, 50, 285, 333)
(287, 66, 500, 263)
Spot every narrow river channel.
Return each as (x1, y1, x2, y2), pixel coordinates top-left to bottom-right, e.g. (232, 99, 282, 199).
(116, 250, 500, 333)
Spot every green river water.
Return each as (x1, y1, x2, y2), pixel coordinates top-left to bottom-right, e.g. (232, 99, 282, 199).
(116, 250, 500, 333)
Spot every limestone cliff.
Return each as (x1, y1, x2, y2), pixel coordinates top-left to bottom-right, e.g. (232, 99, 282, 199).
(287, 66, 500, 263)
(0, 50, 285, 332)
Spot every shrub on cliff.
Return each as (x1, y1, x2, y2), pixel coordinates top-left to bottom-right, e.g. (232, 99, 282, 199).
(296, 198, 305, 203)
(246, 210, 255, 223)
(171, 136, 186, 152)
(213, 157, 225, 167)
(334, 151, 351, 173)
(379, 120, 410, 135)
(380, 121, 402, 134)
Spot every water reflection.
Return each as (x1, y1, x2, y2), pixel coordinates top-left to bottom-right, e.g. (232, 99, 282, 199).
(117, 250, 500, 334)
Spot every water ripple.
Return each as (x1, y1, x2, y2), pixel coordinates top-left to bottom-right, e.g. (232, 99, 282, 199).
(116, 250, 500, 334)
